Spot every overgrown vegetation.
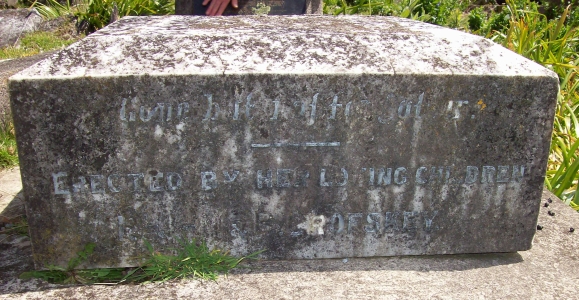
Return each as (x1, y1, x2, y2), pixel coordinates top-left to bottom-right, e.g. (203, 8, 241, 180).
(20, 240, 262, 284)
(326, 0, 579, 210)
(0, 118, 18, 169)
(0, 30, 77, 60)
(33, 0, 174, 33)
(0, 216, 29, 243)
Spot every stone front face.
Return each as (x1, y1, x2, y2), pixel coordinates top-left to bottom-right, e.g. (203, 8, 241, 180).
(10, 16, 558, 269)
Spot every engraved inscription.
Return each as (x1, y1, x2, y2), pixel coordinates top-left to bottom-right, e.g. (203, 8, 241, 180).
(51, 165, 526, 195)
(118, 91, 485, 127)
(52, 171, 183, 194)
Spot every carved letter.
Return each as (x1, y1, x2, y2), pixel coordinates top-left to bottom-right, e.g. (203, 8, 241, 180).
(364, 213, 382, 233)
(345, 101, 352, 119)
(319, 169, 331, 187)
(233, 100, 241, 120)
(496, 166, 510, 183)
(140, 104, 161, 122)
(429, 167, 449, 184)
(398, 100, 412, 118)
(203, 94, 213, 121)
(52, 172, 70, 195)
(447, 100, 469, 119)
(120, 99, 127, 121)
(72, 176, 87, 193)
(294, 101, 306, 117)
(337, 168, 348, 187)
(329, 95, 342, 120)
(177, 102, 189, 120)
(394, 167, 407, 185)
(165, 172, 182, 191)
(415, 93, 424, 117)
(107, 174, 121, 193)
(89, 175, 105, 194)
(423, 211, 438, 232)
(245, 93, 254, 119)
(270, 99, 280, 120)
(118, 216, 124, 239)
(481, 166, 496, 184)
(166, 105, 172, 121)
(293, 170, 310, 187)
(365, 168, 375, 186)
(127, 173, 144, 192)
(201, 171, 217, 191)
(276, 169, 292, 188)
(403, 211, 418, 231)
(511, 165, 525, 182)
(309, 93, 318, 123)
(223, 170, 240, 183)
(331, 213, 345, 234)
(384, 212, 401, 231)
(464, 166, 479, 184)
(347, 213, 363, 233)
(256, 169, 272, 189)
(149, 172, 164, 192)
(377, 168, 392, 185)
(415, 167, 429, 184)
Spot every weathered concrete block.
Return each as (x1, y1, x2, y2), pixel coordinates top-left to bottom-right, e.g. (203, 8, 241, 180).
(9, 16, 558, 269)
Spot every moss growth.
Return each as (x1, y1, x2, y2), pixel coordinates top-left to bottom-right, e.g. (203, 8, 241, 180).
(0, 30, 78, 60)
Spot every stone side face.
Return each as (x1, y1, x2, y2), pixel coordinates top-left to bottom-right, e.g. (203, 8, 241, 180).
(9, 16, 558, 269)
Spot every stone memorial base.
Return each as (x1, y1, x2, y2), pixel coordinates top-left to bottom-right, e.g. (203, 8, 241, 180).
(10, 16, 558, 269)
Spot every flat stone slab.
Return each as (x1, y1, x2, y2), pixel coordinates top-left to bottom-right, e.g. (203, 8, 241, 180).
(9, 16, 558, 269)
(1, 189, 577, 299)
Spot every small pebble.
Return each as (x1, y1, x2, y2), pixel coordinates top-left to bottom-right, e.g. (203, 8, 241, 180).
(548, 198, 553, 203)
(548, 211, 556, 216)
(570, 228, 575, 233)
(544, 203, 549, 207)
(536, 225, 543, 230)
(342, 258, 348, 263)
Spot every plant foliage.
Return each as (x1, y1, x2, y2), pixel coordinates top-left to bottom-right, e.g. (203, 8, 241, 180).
(0, 30, 76, 60)
(20, 240, 263, 284)
(492, 2, 579, 208)
(33, 0, 175, 33)
(0, 119, 18, 169)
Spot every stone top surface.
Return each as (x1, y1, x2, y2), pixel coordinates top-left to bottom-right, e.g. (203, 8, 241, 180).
(11, 15, 555, 80)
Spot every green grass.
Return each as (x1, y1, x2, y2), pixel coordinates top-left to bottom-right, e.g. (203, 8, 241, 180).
(34, 0, 174, 33)
(0, 31, 77, 60)
(491, 2, 579, 209)
(0, 120, 18, 169)
(0, 216, 29, 244)
(20, 240, 263, 284)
